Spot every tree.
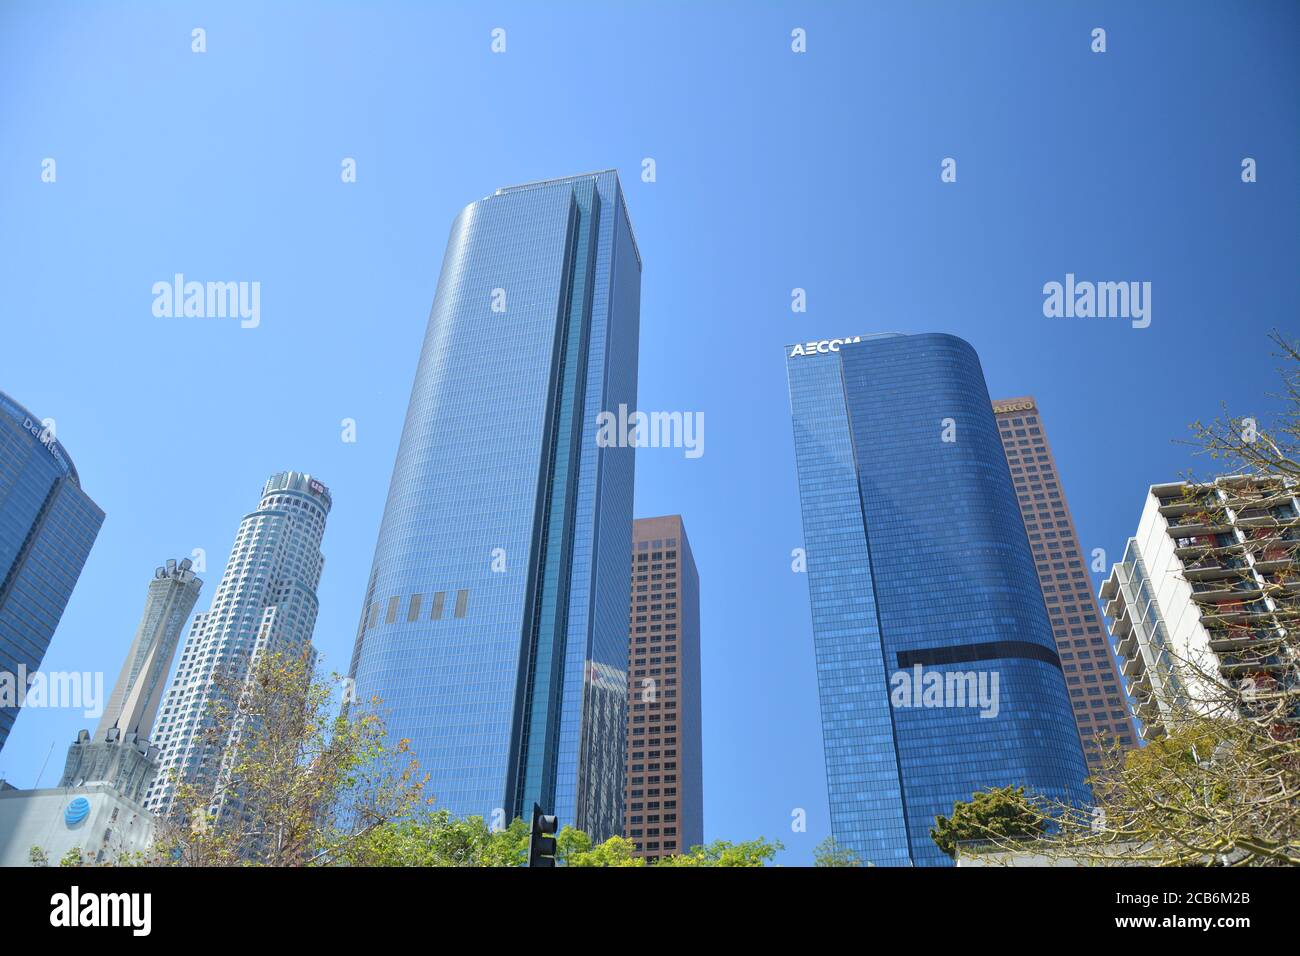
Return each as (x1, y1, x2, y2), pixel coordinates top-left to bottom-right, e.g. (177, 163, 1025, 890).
(962, 722, 1300, 866)
(962, 334, 1300, 866)
(559, 827, 645, 867)
(931, 786, 1046, 859)
(339, 815, 649, 866)
(652, 838, 782, 867)
(337, 810, 529, 867)
(812, 835, 863, 867)
(1188, 332, 1300, 482)
(152, 651, 427, 866)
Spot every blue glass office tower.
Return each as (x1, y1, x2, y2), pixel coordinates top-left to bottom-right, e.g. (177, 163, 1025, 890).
(786, 333, 1089, 866)
(350, 172, 641, 839)
(0, 391, 105, 754)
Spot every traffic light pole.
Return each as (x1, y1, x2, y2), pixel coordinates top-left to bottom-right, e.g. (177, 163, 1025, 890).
(528, 803, 558, 867)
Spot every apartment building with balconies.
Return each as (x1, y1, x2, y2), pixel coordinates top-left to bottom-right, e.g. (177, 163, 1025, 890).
(1100, 476, 1300, 738)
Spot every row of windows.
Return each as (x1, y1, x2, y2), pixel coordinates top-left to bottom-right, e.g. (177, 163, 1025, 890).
(364, 589, 470, 628)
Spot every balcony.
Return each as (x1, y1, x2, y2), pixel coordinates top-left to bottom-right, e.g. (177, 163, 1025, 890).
(1174, 533, 1243, 557)
(1220, 481, 1290, 507)
(1218, 652, 1287, 676)
(1130, 682, 1165, 735)
(1121, 653, 1147, 680)
(1244, 527, 1300, 553)
(1102, 593, 1124, 620)
(1234, 505, 1300, 529)
(1182, 555, 1251, 580)
(1190, 578, 1264, 603)
(1206, 626, 1279, 652)
(1137, 716, 1166, 742)
(1199, 599, 1273, 624)
(1252, 547, 1298, 572)
(1268, 599, 1300, 619)
(1260, 572, 1300, 593)
(1166, 511, 1234, 537)
(1157, 492, 1221, 517)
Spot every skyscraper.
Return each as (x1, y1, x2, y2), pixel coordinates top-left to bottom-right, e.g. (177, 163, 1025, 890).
(624, 515, 702, 860)
(145, 472, 331, 814)
(348, 171, 641, 839)
(1101, 476, 1300, 739)
(992, 397, 1136, 769)
(0, 390, 105, 754)
(786, 332, 1090, 867)
(59, 557, 202, 802)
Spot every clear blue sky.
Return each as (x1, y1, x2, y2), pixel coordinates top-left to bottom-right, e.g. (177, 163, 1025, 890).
(1, 2, 1296, 864)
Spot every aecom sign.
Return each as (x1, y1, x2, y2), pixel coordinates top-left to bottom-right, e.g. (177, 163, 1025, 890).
(788, 336, 862, 358)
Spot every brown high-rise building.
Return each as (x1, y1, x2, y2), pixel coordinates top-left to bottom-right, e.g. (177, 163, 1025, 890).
(624, 515, 702, 860)
(992, 397, 1137, 773)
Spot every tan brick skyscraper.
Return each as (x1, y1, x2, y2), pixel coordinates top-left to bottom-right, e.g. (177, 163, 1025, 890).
(625, 515, 702, 860)
(992, 398, 1137, 773)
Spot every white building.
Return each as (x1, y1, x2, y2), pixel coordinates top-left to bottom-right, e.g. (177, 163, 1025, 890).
(955, 841, 1143, 867)
(0, 782, 154, 866)
(59, 557, 202, 803)
(145, 472, 331, 816)
(1100, 477, 1300, 738)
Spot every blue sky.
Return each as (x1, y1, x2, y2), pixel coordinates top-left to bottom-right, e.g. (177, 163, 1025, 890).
(0, 2, 1296, 864)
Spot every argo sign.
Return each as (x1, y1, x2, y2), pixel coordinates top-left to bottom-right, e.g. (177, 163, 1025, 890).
(992, 401, 1037, 415)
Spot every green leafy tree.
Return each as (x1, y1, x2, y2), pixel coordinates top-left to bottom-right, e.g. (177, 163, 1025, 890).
(931, 786, 1046, 859)
(59, 846, 85, 867)
(812, 836, 862, 867)
(339, 815, 647, 867)
(653, 838, 782, 867)
(339, 810, 529, 866)
(554, 825, 592, 864)
(569, 837, 650, 868)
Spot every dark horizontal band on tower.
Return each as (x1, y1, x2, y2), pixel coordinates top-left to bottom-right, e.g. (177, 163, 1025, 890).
(897, 640, 1062, 671)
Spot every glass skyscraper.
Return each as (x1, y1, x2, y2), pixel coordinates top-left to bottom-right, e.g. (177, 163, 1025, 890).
(0, 390, 105, 755)
(348, 171, 641, 839)
(786, 332, 1089, 866)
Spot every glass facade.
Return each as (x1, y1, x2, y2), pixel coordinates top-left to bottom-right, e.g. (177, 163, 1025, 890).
(787, 333, 1090, 866)
(349, 171, 640, 838)
(0, 390, 105, 754)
